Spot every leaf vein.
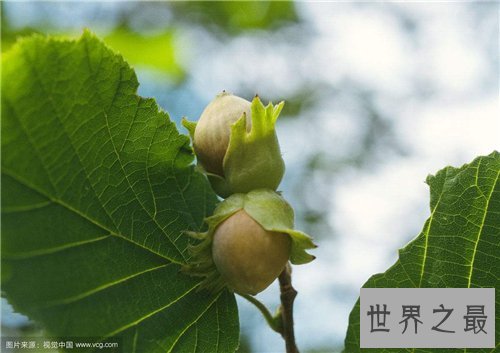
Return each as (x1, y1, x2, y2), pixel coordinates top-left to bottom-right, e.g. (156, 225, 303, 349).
(467, 169, 499, 287)
(42, 263, 170, 308)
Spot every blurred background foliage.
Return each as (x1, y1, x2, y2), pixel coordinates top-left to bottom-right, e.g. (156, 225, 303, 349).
(2, 1, 298, 81)
(168, 1, 299, 34)
(1, 1, 498, 353)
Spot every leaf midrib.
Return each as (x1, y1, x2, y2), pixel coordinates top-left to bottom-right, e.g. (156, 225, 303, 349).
(2, 168, 180, 265)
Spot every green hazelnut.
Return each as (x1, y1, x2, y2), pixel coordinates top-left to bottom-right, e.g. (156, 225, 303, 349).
(212, 209, 291, 295)
(193, 92, 252, 176)
(185, 189, 316, 294)
(183, 92, 286, 198)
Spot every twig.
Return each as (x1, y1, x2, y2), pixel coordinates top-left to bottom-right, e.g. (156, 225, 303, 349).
(278, 263, 299, 353)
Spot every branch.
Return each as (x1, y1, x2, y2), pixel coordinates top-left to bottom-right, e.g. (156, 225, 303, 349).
(278, 263, 299, 353)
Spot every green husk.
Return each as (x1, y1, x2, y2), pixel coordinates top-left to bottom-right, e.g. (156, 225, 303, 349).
(182, 95, 285, 198)
(184, 189, 316, 293)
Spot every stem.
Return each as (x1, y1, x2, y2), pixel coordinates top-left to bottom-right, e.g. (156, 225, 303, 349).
(239, 263, 300, 353)
(239, 293, 282, 334)
(278, 263, 299, 353)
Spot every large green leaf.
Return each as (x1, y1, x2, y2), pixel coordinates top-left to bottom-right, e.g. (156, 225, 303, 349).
(1, 31, 239, 352)
(344, 152, 500, 352)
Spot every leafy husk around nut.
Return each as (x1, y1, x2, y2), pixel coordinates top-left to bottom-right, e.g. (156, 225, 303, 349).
(182, 92, 285, 198)
(184, 189, 317, 295)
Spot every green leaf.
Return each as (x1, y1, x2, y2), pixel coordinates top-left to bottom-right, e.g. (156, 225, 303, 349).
(1, 31, 239, 352)
(344, 152, 500, 353)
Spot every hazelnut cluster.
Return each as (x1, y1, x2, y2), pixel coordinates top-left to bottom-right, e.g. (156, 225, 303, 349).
(183, 92, 315, 295)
